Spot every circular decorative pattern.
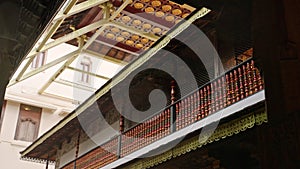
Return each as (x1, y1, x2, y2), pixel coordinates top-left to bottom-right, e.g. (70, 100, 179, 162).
(121, 31, 130, 37)
(121, 16, 131, 23)
(141, 0, 150, 2)
(134, 2, 144, 9)
(151, 0, 161, 7)
(162, 5, 172, 12)
(141, 38, 149, 44)
(111, 27, 120, 33)
(142, 23, 152, 29)
(106, 33, 115, 39)
(116, 36, 125, 42)
(125, 40, 134, 46)
(172, 9, 182, 15)
(131, 35, 140, 41)
(133, 19, 142, 26)
(155, 11, 164, 17)
(135, 43, 144, 49)
(165, 15, 174, 22)
(145, 7, 154, 13)
(152, 27, 161, 34)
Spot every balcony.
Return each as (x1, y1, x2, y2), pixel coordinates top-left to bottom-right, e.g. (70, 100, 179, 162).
(62, 58, 264, 169)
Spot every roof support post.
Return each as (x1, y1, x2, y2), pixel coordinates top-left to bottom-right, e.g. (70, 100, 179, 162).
(45, 154, 49, 169)
(170, 80, 176, 133)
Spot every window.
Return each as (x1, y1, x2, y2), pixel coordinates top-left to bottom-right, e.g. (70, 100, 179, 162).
(31, 51, 46, 68)
(0, 100, 6, 133)
(80, 57, 92, 83)
(15, 104, 42, 142)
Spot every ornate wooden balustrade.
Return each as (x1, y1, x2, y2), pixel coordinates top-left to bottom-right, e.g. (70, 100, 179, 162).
(62, 58, 264, 169)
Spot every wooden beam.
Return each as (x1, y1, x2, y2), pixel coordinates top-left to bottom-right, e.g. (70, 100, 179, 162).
(53, 0, 109, 21)
(27, 20, 107, 59)
(16, 0, 79, 81)
(66, 66, 110, 80)
(8, 50, 81, 87)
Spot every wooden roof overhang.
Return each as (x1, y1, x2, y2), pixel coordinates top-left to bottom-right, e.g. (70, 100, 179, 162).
(20, 4, 217, 162)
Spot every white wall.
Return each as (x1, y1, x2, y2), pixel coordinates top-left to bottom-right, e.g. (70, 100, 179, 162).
(0, 100, 65, 169)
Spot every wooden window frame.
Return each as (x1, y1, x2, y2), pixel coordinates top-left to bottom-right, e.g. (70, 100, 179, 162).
(14, 104, 42, 142)
(31, 51, 47, 68)
(80, 57, 92, 84)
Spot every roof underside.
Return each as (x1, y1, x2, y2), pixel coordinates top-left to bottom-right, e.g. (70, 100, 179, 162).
(8, 0, 197, 105)
(20, 0, 254, 162)
(0, 0, 66, 112)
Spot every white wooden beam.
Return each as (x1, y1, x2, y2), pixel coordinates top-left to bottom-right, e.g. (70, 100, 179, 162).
(16, 0, 79, 81)
(8, 50, 81, 87)
(54, 0, 109, 21)
(26, 19, 107, 60)
(67, 66, 110, 80)
(53, 79, 96, 92)
(42, 20, 108, 52)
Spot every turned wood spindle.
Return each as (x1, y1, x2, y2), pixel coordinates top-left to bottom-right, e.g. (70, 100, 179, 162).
(214, 81, 219, 111)
(234, 69, 240, 101)
(251, 60, 258, 93)
(200, 89, 205, 118)
(217, 79, 224, 109)
(207, 85, 212, 115)
(225, 74, 231, 105)
(238, 67, 244, 99)
(229, 72, 236, 103)
(246, 62, 253, 95)
(221, 76, 227, 108)
(242, 64, 249, 97)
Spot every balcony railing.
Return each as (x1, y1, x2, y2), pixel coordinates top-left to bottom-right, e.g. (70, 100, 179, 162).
(62, 59, 264, 169)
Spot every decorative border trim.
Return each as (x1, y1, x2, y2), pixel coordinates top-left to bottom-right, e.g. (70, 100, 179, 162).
(122, 109, 267, 169)
(20, 156, 55, 165)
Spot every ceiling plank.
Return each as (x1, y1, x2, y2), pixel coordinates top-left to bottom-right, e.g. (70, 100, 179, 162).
(108, 21, 160, 41)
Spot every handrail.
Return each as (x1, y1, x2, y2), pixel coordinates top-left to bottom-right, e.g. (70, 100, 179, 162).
(61, 58, 264, 169)
(122, 57, 256, 133)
